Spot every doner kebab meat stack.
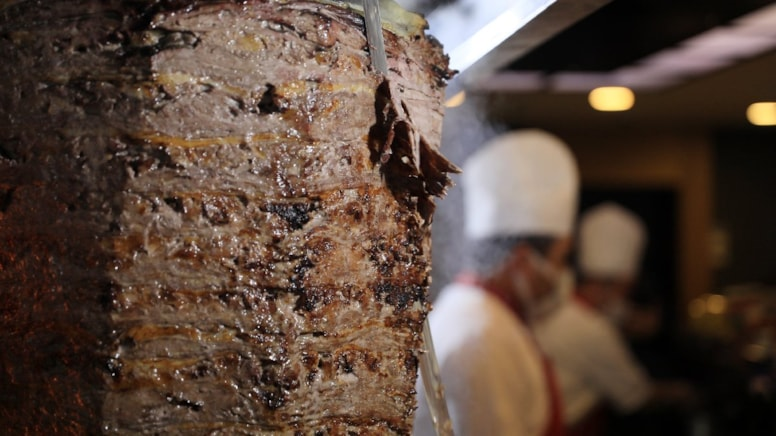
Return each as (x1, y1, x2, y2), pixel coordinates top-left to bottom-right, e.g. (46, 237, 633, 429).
(0, 0, 459, 434)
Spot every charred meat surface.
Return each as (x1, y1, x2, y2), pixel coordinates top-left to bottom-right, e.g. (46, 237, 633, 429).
(0, 0, 456, 434)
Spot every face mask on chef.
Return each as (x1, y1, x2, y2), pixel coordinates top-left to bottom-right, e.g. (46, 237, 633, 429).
(511, 248, 562, 319)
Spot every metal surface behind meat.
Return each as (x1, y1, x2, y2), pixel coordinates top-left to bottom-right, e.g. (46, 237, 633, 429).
(0, 0, 457, 433)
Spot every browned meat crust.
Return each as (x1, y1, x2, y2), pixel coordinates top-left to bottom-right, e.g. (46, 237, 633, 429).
(0, 0, 456, 434)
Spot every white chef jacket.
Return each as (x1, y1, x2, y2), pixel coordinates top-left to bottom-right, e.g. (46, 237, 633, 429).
(413, 283, 550, 436)
(533, 297, 652, 426)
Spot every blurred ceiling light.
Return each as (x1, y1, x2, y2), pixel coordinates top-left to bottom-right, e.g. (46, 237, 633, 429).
(588, 86, 635, 111)
(747, 102, 776, 126)
(688, 297, 706, 319)
(706, 294, 728, 315)
(445, 91, 466, 108)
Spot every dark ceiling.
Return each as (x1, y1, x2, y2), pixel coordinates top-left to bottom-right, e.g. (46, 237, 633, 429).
(427, 0, 776, 132)
(402, 0, 776, 131)
(507, 0, 776, 73)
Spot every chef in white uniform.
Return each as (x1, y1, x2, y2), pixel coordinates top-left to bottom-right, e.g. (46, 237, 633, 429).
(414, 129, 578, 436)
(533, 202, 653, 436)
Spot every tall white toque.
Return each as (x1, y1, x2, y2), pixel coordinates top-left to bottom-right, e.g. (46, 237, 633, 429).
(462, 129, 580, 240)
(578, 202, 647, 280)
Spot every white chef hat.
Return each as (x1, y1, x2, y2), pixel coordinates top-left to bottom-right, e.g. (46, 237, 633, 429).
(578, 202, 647, 280)
(462, 129, 579, 240)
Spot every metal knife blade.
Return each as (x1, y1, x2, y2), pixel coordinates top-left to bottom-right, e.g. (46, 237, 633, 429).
(419, 315, 454, 436)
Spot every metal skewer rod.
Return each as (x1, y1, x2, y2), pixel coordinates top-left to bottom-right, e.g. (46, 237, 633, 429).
(362, 0, 389, 75)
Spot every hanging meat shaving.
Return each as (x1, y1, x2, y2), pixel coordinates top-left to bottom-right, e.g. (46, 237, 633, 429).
(0, 0, 458, 434)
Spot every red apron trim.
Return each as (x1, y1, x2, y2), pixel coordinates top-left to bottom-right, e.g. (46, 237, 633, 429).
(455, 272, 526, 321)
(455, 272, 566, 436)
